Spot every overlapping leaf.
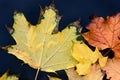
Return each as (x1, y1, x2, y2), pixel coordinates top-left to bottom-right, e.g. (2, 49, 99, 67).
(0, 72, 7, 80)
(8, 7, 78, 72)
(0, 72, 18, 80)
(72, 42, 107, 75)
(103, 58, 120, 80)
(82, 13, 120, 58)
(66, 64, 105, 80)
(49, 77, 61, 80)
(5, 3, 120, 80)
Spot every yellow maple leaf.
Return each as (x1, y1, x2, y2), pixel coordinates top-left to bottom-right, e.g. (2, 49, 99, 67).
(72, 42, 107, 75)
(0, 72, 7, 80)
(8, 7, 78, 72)
(97, 49, 108, 68)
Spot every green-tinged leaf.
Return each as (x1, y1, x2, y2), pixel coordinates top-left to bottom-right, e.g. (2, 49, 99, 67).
(0, 72, 18, 80)
(6, 75, 18, 80)
(49, 76, 61, 80)
(8, 7, 78, 72)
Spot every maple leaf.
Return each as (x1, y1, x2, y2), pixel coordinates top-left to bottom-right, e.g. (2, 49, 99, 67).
(82, 13, 120, 58)
(0, 72, 7, 80)
(72, 42, 107, 75)
(6, 76, 18, 80)
(8, 7, 78, 72)
(66, 64, 105, 80)
(0, 72, 18, 80)
(103, 58, 120, 80)
(49, 77, 61, 80)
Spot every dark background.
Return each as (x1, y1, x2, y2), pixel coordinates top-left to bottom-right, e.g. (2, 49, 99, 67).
(0, 0, 120, 80)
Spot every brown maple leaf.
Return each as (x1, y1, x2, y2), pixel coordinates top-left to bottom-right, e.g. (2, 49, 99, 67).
(66, 64, 105, 80)
(103, 58, 120, 80)
(82, 13, 120, 58)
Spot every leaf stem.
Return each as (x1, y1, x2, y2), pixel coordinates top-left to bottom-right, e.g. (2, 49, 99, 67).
(35, 36, 46, 80)
(103, 49, 111, 56)
(35, 68, 40, 80)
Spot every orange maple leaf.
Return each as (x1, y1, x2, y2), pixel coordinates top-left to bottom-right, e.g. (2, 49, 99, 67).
(82, 13, 120, 58)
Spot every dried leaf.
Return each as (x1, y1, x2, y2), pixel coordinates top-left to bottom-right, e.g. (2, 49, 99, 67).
(8, 7, 78, 72)
(103, 58, 120, 80)
(66, 64, 105, 80)
(82, 13, 120, 58)
(72, 42, 107, 75)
